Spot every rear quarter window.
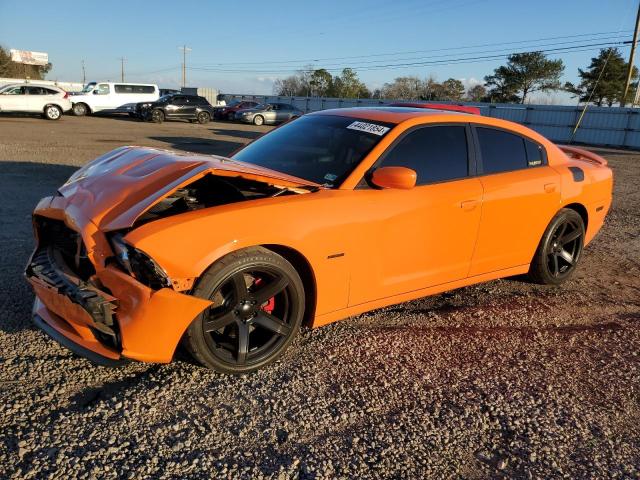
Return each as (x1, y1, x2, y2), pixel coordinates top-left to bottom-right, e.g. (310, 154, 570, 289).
(476, 127, 528, 175)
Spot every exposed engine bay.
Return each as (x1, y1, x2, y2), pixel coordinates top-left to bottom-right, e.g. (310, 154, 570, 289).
(135, 173, 311, 226)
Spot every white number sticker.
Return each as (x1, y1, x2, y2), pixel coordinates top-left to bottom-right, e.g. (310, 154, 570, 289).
(346, 121, 390, 136)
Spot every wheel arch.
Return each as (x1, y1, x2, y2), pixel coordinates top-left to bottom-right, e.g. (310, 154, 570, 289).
(189, 243, 318, 329)
(43, 103, 63, 112)
(261, 244, 317, 329)
(562, 202, 588, 231)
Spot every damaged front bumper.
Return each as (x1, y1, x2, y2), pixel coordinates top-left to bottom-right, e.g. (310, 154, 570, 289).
(26, 201, 212, 365)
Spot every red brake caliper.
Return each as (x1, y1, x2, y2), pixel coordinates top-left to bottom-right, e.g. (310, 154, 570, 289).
(253, 277, 275, 313)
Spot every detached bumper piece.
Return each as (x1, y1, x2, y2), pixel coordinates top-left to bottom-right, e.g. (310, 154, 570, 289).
(26, 247, 125, 365)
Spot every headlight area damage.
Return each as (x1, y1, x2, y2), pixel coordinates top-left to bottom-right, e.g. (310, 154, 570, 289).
(25, 146, 319, 365)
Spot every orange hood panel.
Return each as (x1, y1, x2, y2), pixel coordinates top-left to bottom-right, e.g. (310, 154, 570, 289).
(57, 146, 319, 231)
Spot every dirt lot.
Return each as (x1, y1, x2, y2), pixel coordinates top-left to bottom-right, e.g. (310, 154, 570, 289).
(0, 114, 638, 479)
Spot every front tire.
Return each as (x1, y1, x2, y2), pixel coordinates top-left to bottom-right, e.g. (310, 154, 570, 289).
(528, 208, 585, 285)
(184, 247, 305, 374)
(253, 115, 264, 126)
(72, 103, 89, 116)
(44, 105, 62, 120)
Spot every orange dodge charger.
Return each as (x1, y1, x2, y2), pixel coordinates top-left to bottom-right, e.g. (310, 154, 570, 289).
(26, 107, 613, 373)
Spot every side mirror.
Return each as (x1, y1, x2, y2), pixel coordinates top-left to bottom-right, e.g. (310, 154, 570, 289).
(370, 166, 417, 190)
(93, 90, 99, 94)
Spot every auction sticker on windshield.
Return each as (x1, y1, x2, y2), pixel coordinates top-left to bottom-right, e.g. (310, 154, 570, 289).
(346, 121, 390, 136)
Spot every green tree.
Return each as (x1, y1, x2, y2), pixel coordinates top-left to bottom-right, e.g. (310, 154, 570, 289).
(564, 48, 638, 107)
(309, 68, 333, 96)
(439, 78, 465, 101)
(332, 68, 370, 98)
(0, 46, 51, 80)
(380, 76, 424, 99)
(466, 84, 487, 102)
(485, 52, 564, 104)
(274, 67, 369, 98)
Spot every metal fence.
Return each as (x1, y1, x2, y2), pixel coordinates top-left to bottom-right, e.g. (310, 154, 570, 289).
(224, 94, 640, 149)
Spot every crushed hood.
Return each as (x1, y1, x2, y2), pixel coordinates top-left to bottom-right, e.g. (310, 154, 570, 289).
(57, 146, 320, 231)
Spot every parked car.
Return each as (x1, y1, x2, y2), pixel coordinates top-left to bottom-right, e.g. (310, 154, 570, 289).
(71, 82, 159, 116)
(236, 103, 303, 125)
(137, 94, 215, 124)
(214, 100, 259, 120)
(0, 83, 72, 120)
(26, 107, 613, 373)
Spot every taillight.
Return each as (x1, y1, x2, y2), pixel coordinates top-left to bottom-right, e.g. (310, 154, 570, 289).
(63, 92, 69, 99)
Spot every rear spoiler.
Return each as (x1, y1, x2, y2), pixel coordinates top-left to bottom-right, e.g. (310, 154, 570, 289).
(557, 145, 608, 167)
(386, 102, 481, 115)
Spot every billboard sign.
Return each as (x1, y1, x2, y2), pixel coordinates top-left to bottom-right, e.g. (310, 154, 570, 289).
(10, 49, 49, 66)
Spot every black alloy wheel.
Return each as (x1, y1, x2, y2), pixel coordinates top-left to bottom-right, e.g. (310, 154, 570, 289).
(528, 208, 585, 285)
(184, 247, 304, 373)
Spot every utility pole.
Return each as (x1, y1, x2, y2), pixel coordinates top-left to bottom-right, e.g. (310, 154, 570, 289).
(622, 1, 640, 106)
(81, 60, 86, 85)
(179, 45, 192, 88)
(119, 57, 126, 82)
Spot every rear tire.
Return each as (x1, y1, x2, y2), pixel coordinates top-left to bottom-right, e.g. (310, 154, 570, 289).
(197, 111, 211, 124)
(528, 208, 585, 285)
(184, 247, 305, 374)
(43, 105, 62, 120)
(253, 115, 264, 126)
(72, 103, 89, 116)
(151, 109, 165, 123)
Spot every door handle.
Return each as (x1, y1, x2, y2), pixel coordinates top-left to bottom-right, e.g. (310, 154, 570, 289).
(460, 199, 479, 211)
(544, 183, 557, 193)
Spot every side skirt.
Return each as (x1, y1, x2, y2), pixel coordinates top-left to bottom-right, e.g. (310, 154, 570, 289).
(312, 264, 530, 328)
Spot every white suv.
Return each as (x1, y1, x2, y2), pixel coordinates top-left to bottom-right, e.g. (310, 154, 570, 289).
(0, 83, 72, 120)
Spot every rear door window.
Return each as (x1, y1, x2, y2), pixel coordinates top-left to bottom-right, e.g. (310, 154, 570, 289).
(476, 127, 528, 174)
(26, 87, 45, 95)
(379, 125, 469, 185)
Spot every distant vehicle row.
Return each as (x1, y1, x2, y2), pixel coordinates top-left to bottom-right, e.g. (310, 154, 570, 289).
(0, 81, 303, 124)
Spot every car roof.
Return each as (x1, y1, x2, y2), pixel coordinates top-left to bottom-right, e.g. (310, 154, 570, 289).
(1, 83, 60, 88)
(310, 106, 473, 124)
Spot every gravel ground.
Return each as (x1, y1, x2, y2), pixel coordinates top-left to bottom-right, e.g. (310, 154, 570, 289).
(0, 115, 638, 479)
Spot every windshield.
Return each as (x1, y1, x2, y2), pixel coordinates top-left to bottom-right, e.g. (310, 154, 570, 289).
(81, 82, 96, 93)
(232, 115, 394, 187)
(227, 100, 241, 107)
(157, 94, 174, 103)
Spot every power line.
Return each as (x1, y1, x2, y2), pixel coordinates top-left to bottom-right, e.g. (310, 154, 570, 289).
(189, 30, 633, 67)
(191, 35, 632, 72)
(622, 1, 640, 106)
(186, 40, 632, 75)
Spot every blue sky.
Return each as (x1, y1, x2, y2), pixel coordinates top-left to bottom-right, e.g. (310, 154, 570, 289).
(0, 0, 637, 102)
